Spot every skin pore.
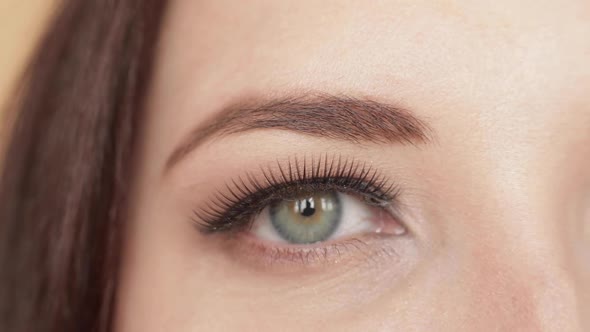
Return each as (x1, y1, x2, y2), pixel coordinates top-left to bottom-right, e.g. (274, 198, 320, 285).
(116, 0, 590, 331)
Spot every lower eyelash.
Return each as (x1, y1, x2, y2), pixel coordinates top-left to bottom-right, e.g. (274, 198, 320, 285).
(191, 153, 401, 234)
(217, 231, 401, 269)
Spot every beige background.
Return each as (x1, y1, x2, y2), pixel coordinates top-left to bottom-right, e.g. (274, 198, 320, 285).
(0, 0, 54, 108)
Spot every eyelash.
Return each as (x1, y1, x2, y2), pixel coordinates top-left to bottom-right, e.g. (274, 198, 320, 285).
(191, 154, 401, 235)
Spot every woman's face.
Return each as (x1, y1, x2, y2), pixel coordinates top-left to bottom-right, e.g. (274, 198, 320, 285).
(116, 1, 590, 330)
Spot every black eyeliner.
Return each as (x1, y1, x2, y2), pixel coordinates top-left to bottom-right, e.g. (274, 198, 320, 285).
(191, 154, 400, 234)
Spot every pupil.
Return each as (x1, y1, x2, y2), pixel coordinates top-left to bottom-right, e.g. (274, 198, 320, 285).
(299, 198, 316, 217)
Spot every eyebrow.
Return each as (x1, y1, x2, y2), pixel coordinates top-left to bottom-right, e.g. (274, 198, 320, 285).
(165, 94, 433, 171)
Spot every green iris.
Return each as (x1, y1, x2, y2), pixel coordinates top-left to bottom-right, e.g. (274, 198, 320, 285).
(269, 192, 342, 244)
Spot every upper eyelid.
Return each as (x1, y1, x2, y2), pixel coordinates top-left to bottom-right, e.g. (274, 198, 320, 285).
(233, 155, 397, 200)
(192, 154, 400, 233)
(193, 178, 397, 234)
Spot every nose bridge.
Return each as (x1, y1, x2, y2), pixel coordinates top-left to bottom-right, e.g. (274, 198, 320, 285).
(460, 113, 588, 330)
(470, 246, 582, 331)
(507, 260, 579, 331)
(469, 190, 583, 331)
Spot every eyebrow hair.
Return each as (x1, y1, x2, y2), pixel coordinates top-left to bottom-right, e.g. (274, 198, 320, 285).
(165, 94, 433, 171)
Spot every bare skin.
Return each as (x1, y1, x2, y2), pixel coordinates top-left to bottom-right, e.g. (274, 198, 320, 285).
(116, 1, 590, 331)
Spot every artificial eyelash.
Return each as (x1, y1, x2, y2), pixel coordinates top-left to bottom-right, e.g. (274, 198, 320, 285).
(192, 154, 401, 234)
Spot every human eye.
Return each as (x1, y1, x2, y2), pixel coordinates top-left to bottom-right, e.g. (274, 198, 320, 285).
(191, 154, 409, 267)
(252, 191, 406, 245)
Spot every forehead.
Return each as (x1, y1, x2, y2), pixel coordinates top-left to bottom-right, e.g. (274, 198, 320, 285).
(154, 0, 589, 109)
(148, 0, 590, 156)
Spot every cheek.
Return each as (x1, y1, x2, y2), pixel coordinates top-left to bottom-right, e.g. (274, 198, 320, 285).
(115, 177, 202, 331)
(463, 240, 583, 332)
(466, 246, 540, 330)
(583, 195, 590, 248)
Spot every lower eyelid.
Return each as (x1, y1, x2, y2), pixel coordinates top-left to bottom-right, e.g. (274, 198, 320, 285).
(216, 231, 408, 273)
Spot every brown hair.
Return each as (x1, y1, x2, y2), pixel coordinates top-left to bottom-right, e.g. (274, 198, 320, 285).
(0, 1, 166, 331)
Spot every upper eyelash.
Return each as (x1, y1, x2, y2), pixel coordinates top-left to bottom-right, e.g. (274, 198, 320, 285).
(192, 154, 401, 234)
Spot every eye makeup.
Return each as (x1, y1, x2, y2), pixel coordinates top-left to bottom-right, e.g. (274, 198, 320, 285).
(192, 154, 401, 234)
(185, 153, 413, 270)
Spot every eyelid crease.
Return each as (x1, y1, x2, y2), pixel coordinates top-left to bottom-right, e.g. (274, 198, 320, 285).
(191, 153, 401, 234)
